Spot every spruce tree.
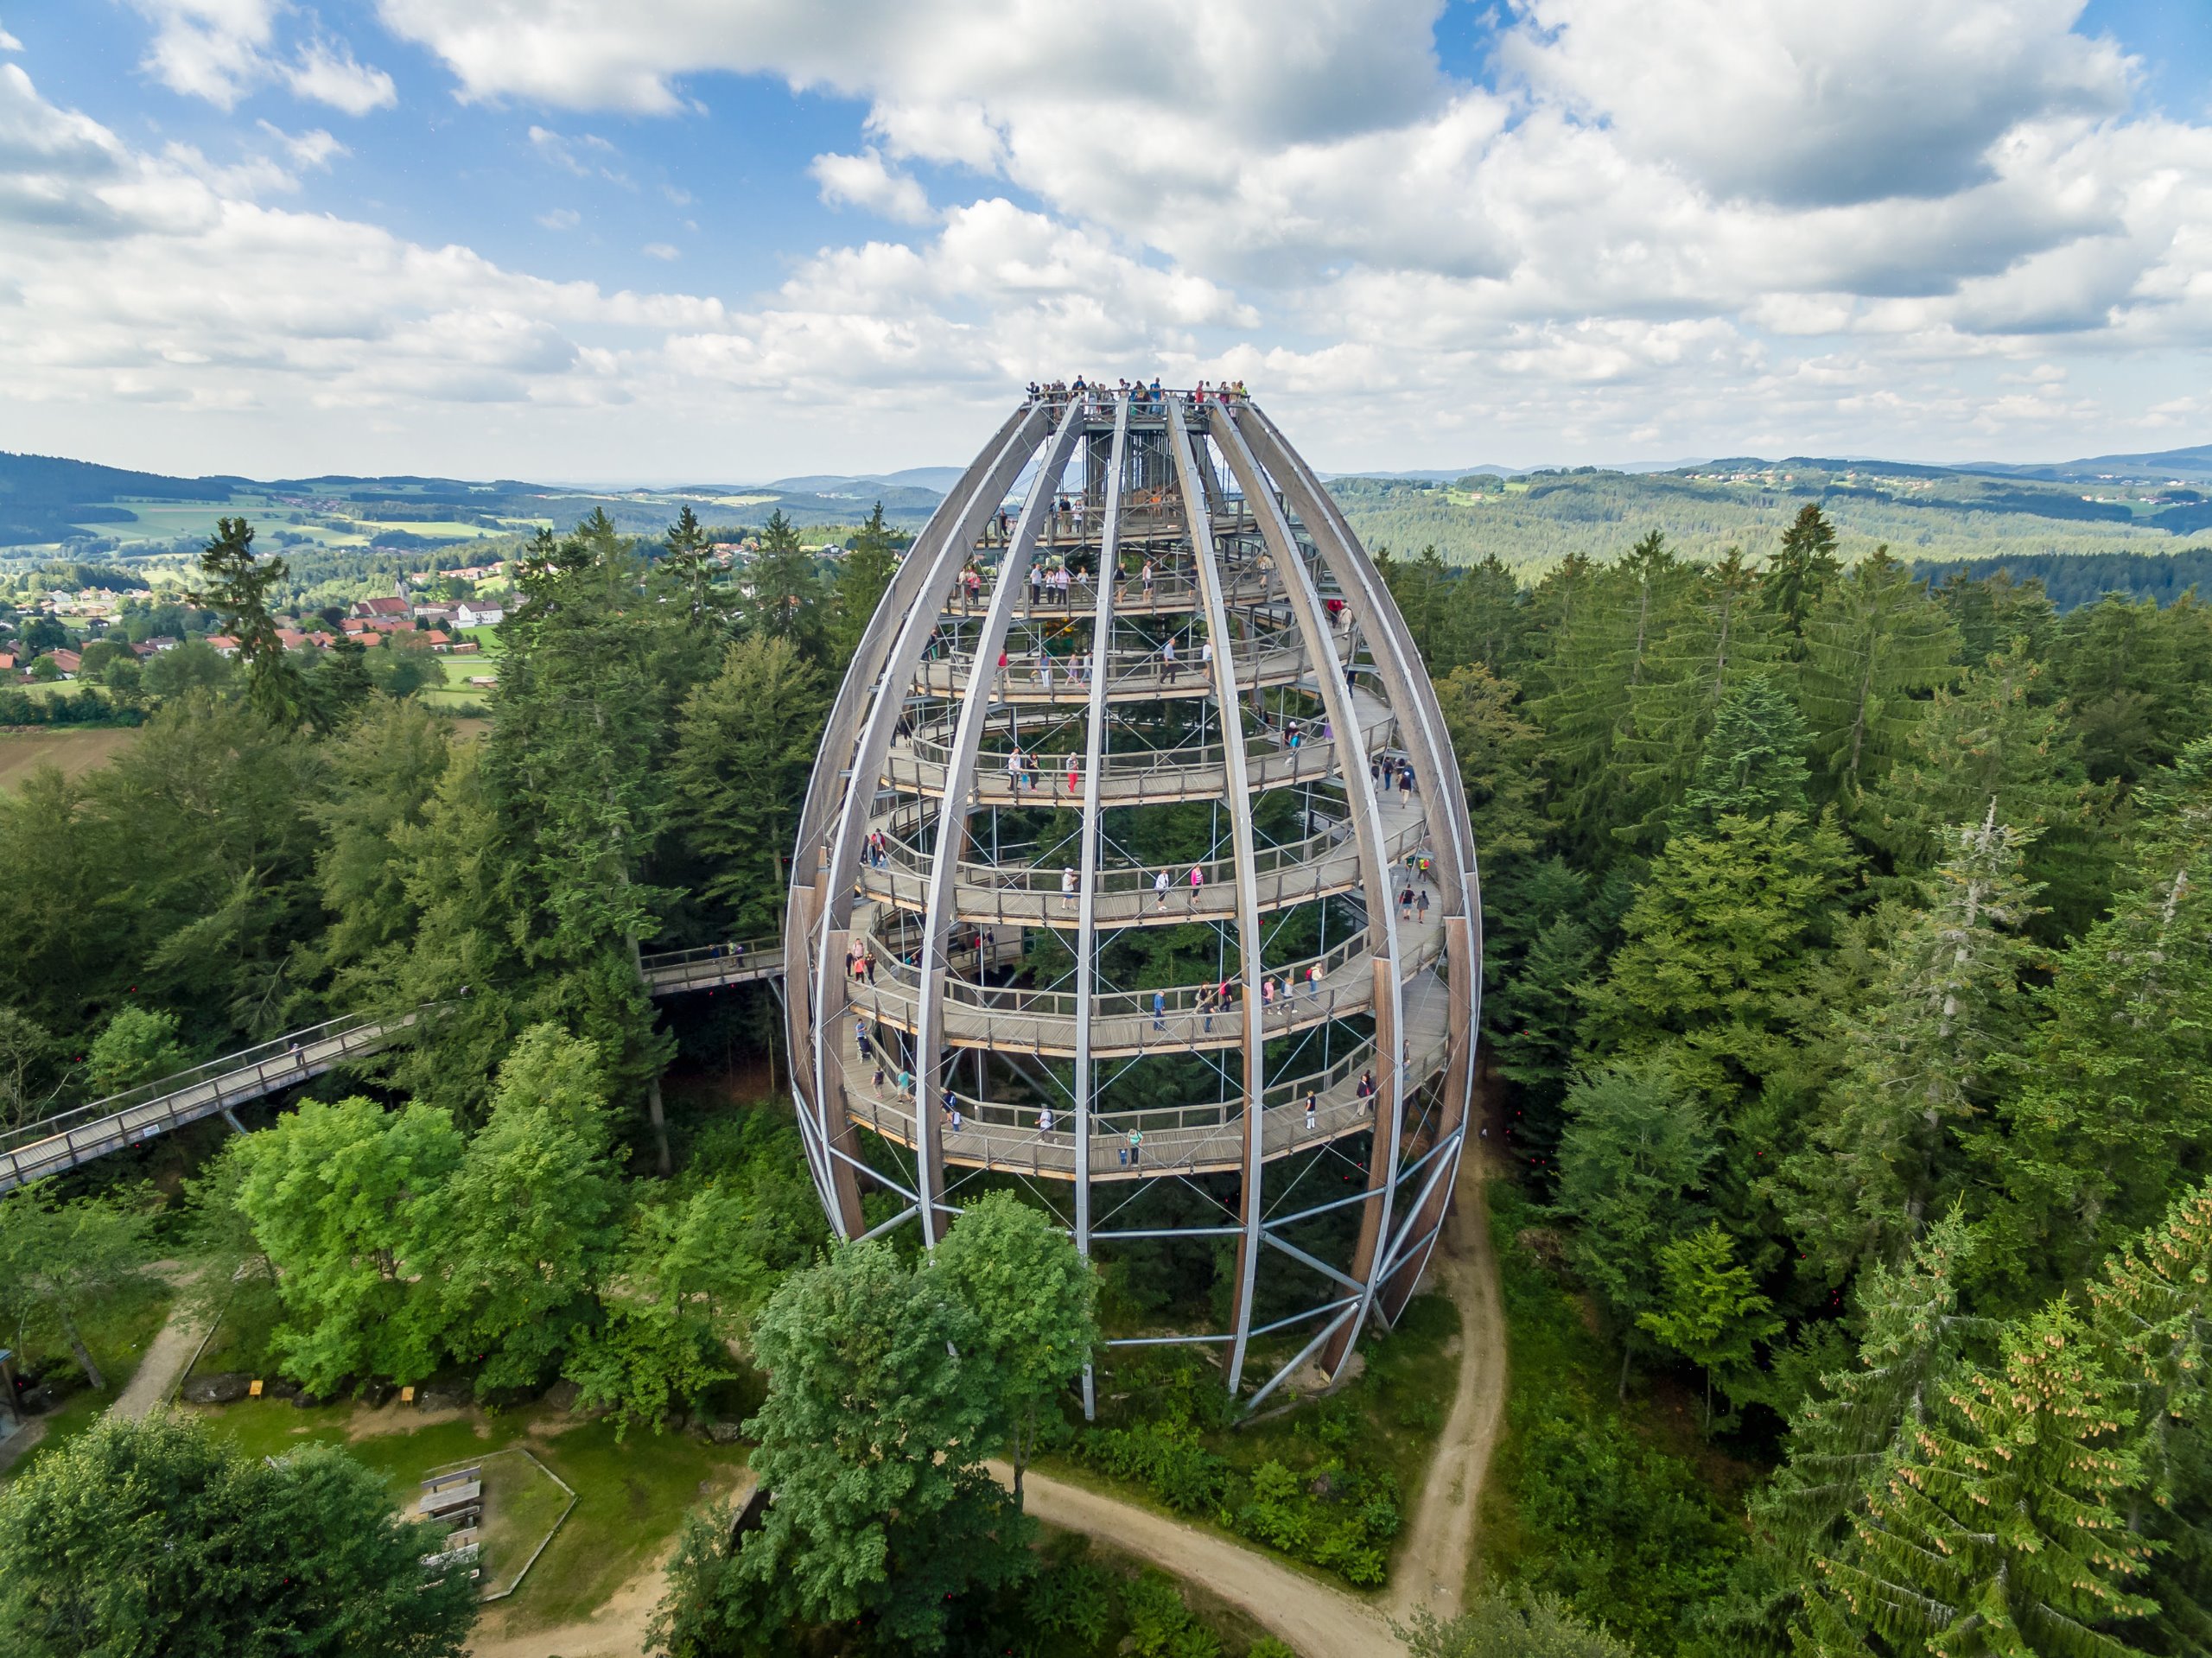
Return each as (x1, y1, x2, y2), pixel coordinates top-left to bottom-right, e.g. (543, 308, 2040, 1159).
(670, 635, 830, 937)
(2052, 594, 2204, 786)
(1442, 552, 1531, 677)
(1435, 662, 1549, 866)
(1532, 532, 1695, 850)
(1796, 547, 1959, 820)
(1580, 807, 1856, 1115)
(1795, 1302, 2154, 1657)
(189, 516, 308, 726)
(2085, 1182, 2212, 1655)
(1783, 812, 2044, 1286)
(487, 510, 683, 1170)
(1673, 673, 1814, 835)
(747, 509, 828, 659)
(1617, 548, 1790, 845)
(661, 505, 725, 627)
(1384, 543, 1459, 671)
(1989, 737, 2212, 1275)
(1550, 1059, 1717, 1394)
(1865, 640, 2113, 937)
(1937, 566, 2056, 667)
(831, 501, 900, 664)
(1761, 502, 1844, 645)
(1755, 1213, 1991, 1581)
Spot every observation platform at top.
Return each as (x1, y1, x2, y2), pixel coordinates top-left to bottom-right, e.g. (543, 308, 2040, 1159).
(832, 965, 1455, 1183)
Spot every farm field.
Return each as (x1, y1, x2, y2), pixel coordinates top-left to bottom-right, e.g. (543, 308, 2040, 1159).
(0, 725, 139, 790)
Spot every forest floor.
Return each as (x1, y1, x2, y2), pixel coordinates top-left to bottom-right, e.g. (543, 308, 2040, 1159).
(1385, 1141, 1506, 1624)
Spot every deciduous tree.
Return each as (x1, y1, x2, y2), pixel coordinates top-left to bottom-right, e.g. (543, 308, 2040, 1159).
(0, 1413, 475, 1658)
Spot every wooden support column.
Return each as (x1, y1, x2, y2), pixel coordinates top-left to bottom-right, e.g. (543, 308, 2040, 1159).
(1321, 955, 1397, 1374)
(1382, 914, 1473, 1318)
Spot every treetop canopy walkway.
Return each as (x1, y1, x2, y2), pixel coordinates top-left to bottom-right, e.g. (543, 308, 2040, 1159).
(0, 939, 785, 1195)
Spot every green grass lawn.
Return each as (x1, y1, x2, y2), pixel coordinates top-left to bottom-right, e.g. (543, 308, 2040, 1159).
(3, 1276, 176, 1481)
(193, 1397, 748, 1627)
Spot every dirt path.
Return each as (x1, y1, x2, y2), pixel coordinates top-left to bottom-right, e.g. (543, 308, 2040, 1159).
(107, 1292, 207, 1422)
(464, 1470, 755, 1658)
(464, 1547, 675, 1658)
(1385, 1143, 1507, 1623)
(999, 1463, 1396, 1658)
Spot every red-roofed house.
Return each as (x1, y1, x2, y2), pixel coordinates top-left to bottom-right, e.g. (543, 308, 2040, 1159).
(351, 595, 411, 620)
(206, 635, 241, 657)
(48, 649, 82, 678)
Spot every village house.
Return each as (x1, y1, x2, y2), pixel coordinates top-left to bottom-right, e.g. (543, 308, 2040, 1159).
(454, 602, 505, 627)
(205, 635, 240, 657)
(46, 648, 82, 678)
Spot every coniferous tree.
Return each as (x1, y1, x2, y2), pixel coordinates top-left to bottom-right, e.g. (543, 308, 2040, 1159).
(1484, 858, 1604, 1181)
(746, 509, 828, 659)
(831, 501, 901, 664)
(1673, 674, 1814, 835)
(669, 635, 830, 938)
(1550, 1059, 1717, 1394)
(1754, 1213, 1991, 1587)
(1760, 503, 1843, 645)
(492, 511, 682, 1170)
(1936, 566, 2057, 666)
(661, 505, 728, 630)
(1435, 662, 1549, 866)
(1796, 547, 1959, 820)
(1533, 532, 1695, 850)
(2053, 593, 2212, 788)
(1865, 640, 2113, 936)
(1783, 812, 2044, 1286)
(190, 515, 308, 726)
(1794, 1302, 2153, 1657)
(1442, 552, 1531, 677)
(2085, 1183, 2212, 1655)
(1617, 548, 1790, 846)
(308, 696, 454, 976)
(1580, 806, 1856, 1117)
(1990, 738, 2212, 1276)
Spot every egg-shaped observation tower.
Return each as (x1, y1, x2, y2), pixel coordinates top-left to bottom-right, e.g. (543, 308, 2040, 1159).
(784, 387, 1478, 1409)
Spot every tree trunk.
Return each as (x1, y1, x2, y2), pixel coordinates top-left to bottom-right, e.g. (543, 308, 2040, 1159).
(60, 1307, 105, 1391)
(1618, 1338, 1632, 1402)
(626, 931, 674, 1177)
(645, 1072, 672, 1178)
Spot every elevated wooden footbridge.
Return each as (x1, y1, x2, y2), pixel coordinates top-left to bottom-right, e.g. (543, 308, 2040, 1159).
(0, 940, 784, 1194)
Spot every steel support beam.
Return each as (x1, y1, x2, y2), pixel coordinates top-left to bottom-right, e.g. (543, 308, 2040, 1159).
(913, 402, 1090, 1244)
(1072, 391, 1130, 1265)
(1206, 410, 1408, 1381)
(1167, 397, 1269, 1395)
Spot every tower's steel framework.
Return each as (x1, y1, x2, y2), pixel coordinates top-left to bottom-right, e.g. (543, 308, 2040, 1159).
(784, 389, 1479, 1407)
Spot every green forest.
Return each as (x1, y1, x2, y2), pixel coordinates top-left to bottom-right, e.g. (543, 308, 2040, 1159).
(1383, 505, 2212, 1655)
(5, 493, 2212, 1657)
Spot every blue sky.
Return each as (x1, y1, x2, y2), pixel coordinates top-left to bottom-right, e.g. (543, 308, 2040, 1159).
(0, 2, 2208, 482)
